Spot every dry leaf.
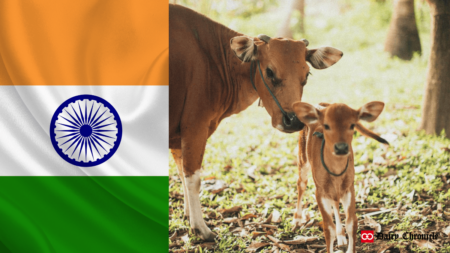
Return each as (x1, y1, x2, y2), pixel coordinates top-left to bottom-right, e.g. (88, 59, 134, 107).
(443, 226, 450, 237)
(363, 215, 381, 233)
(271, 209, 282, 223)
(413, 240, 437, 249)
(198, 242, 215, 250)
(251, 231, 266, 239)
(267, 235, 290, 251)
(282, 236, 319, 245)
(247, 166, 257, 181)
(246, 242, 270, 252)
(219, 206, 242, 214)
(241, 213, 258, 220)
(223, 217, 239, 223)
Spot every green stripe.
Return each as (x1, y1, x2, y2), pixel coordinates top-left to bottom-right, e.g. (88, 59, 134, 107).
(0, 177, 168, 253)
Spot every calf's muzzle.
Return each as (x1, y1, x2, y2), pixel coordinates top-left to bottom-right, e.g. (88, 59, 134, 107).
(334, 142, 349, 155)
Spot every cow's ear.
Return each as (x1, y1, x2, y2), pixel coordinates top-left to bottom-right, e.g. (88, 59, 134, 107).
(230, 36, 257, 62)
(358, 101, 384, 122)
(306, 47, 343, 69)
(292, 101, 320, 125)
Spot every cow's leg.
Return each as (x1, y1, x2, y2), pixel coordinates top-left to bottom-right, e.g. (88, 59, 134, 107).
(317, 193, 336, 253)
(170, 149, 189, 219)
(333, 202, 347, 247)
(342, 188, 357, 253)
(293, 129, 310, 231)
(181, 127, 216, 242)
(292, 163, 310, 230)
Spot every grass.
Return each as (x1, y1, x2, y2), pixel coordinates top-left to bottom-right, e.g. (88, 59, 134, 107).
(169, 0, 450, 252)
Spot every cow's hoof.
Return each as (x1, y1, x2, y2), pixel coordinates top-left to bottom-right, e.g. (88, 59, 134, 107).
(337, 235, 348, 246)
(291, 218, 307, 231)
(192, 228, 217, 242)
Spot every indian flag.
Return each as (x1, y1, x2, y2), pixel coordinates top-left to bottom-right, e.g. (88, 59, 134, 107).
(0, 1, 168, 252)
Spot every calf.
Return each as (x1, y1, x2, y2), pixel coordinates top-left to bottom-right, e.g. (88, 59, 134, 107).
(292, 101, 386, 253)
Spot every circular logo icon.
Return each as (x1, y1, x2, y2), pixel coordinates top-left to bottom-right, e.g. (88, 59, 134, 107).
(50, 95, 122, 167)
(362, 233, 374, 240)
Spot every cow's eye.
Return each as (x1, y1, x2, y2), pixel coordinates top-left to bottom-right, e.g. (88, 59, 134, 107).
(350, 124, 355, 130)
(324, 124, 330, 130)
(266, 68, 274, 79)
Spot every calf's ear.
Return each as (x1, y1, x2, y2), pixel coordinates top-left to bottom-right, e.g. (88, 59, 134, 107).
(358, 101, 384, 122)
(306, 47, 343, 69)
(292, 102, 320, 124)
(230, 36, 257, 62)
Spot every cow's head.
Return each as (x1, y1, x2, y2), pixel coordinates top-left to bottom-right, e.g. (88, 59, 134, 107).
(293, 101, 385, 156)
(230, 34, 343, 133)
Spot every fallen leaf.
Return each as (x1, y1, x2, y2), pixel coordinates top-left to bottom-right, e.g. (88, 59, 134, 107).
(262, 213, 273, 224)
(198, 242, 215, 250)
(246, 242, 270, 252)
(412, 240, 437, 249)
(223, 217, 239, 223)
(282, 236, 318, 245)
(271, 209, 282, 223)
(203, 180, 227, 194)
(267, 235, 290, 251)
(247, 166, 257, 181)
(219, 206, 242, 214)
(363, 215, 381, 233)
(443, 225, 450, 237)
(251, 231, 266, 239)
(241, 213, 258, 220)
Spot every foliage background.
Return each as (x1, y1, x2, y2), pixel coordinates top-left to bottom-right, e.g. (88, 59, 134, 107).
(169, 0, 450, 252)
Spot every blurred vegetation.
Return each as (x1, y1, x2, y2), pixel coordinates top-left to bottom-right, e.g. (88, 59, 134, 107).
(169, 0, 450, 252)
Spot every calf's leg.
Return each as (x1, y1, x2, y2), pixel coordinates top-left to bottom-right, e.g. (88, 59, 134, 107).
(170, 149, 189, 218)
(333, 202, 347, 246)
(342, 188, 357, 253)
(317, 193, 336, 253)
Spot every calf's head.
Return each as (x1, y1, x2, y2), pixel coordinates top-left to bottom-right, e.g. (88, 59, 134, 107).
(230, 35, 343, 133)
(293, 101, 385, 156)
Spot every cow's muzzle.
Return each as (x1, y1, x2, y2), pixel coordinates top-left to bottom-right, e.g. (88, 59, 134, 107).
(282, 112, 304, 133)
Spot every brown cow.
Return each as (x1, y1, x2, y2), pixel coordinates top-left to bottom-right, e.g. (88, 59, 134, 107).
(169, 4, 343, 241)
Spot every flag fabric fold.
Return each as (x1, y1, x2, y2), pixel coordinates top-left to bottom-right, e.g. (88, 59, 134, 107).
(0, 0, 168, 252)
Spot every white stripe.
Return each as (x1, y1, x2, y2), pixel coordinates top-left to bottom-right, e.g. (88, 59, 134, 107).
(0, 86, 168, 176)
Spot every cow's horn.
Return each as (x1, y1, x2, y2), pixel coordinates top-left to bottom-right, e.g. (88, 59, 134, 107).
(257, 34, 271, 44)
(301, 39, 309, 47)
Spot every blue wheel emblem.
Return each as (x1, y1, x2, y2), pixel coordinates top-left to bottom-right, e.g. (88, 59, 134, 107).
(50, 95, 122, 167)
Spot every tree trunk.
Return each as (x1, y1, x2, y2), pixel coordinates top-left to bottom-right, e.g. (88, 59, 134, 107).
(384, 0, 421, 60)
(419, 0, 450, 137)
(277, 0, 305, 39)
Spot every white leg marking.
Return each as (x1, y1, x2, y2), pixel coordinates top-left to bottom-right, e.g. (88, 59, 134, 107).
(185, 170, 214, 240)
(321, 197, 336, 250)
(328, 225, 336, 253)
(342, 191, 354, 253)
(333, 204, 347, 246)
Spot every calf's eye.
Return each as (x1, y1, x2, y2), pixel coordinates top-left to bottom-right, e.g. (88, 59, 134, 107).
(324, 124, 330, 130)
(350, 124, 355, 130)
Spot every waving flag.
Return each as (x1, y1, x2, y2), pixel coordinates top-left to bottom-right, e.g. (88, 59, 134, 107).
(0, 1, 168, 252)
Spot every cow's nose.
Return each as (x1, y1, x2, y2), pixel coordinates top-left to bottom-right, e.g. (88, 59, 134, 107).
(282, 112, 304, 132)
(334, 142, 349, 155)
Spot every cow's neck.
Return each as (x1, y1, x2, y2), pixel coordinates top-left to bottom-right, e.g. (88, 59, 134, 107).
(214, 28, 259, 118)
